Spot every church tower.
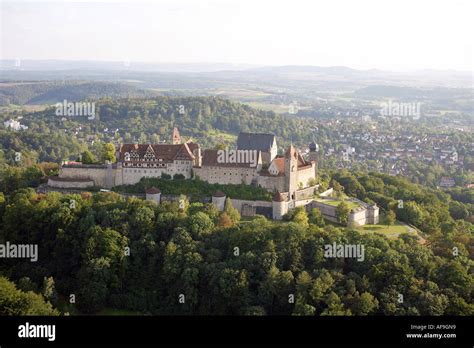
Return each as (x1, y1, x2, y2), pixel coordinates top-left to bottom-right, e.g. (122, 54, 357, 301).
(284, 144, 298, 201)
(172, 127, 181, 144)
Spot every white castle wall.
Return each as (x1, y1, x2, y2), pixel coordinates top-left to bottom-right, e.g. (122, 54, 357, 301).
(348, 209, 368, 226)
(272, 200, 288, 220)
(295, 185, 318, 200)
(146, 192, 161, 204)
(294, 198, 315, 208)
(296, 163, 317, 188)
(121, 167, 163, 185)
(59, 166, 110, 187)
(212, 195, 226, 211)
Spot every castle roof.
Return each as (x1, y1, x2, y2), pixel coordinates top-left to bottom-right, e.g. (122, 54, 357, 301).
(272, 192, 285, 202)
(309, 141, 319, 151)
(119, 143, 194, 162)
(285, 145, 313, 169)
(146, 187, 161, 194)
(237, 132, 275, 152)
(285, 144, 297, 157)
(186, 142, 200, 153)
(272, 157, 285, 173)
(213, 191, 226, 197)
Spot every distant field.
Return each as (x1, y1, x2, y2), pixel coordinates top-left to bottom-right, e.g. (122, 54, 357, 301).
(213, 88, 271, 99)
(0, 104, 49, 112)
(244, 101, 312, 114)
(243, 102, 291, 113)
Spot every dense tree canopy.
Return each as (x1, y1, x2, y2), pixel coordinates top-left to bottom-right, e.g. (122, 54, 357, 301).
(0, 178, 471, 315)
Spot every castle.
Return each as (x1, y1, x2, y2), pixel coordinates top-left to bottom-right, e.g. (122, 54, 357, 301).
(48, 127, 378, 224)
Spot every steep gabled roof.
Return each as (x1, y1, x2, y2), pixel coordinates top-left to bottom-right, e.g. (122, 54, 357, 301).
(285, 145, 312, 169)
(186, 142, 200, 153)
(237, 132, 276, 151)
(119, 143, 194, 162)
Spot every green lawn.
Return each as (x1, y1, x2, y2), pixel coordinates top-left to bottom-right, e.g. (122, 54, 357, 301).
(315, 198, 360, 210)
(356, 222, 412, 239)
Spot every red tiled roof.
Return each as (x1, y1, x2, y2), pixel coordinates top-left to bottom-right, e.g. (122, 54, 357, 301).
(272, 157, 285, 173)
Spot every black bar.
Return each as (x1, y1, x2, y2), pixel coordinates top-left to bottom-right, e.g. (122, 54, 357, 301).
(0, 316, 472, 346)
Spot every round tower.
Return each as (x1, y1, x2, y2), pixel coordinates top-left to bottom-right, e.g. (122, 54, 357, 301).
(212, 191, 226, 211)
(272, 192, 288, 220)
(145, 187, 161, 204)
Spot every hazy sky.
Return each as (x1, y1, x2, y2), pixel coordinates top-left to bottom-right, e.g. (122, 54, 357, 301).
(1, 0, 473, 71)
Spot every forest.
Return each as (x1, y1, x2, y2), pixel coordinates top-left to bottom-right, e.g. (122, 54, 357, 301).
(0, 171, 472, 316)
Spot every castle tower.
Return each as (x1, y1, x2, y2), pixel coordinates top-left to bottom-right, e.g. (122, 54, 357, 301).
(284, 145, 299, 201)
(212, 191, 226, 211)
(145, 187, 161, 204)
(272, 192, 288, 220)
(172, 127, 181, 144)
(367, 204, 379, 224)
(308, 141, 319, 177)
(308, 141, 319, 162)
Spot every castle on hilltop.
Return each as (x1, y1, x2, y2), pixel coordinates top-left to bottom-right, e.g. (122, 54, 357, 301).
(49, 127, 318, 198)
(48, 127, 377, 224)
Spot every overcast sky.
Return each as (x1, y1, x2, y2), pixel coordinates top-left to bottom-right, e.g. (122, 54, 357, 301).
(1, 0, 472, 71)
